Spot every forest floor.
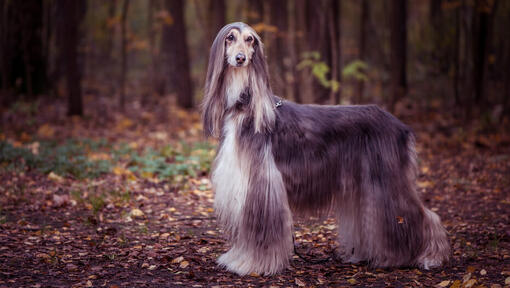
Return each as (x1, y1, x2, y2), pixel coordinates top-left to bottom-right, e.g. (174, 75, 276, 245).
(0, 96, 509, 288)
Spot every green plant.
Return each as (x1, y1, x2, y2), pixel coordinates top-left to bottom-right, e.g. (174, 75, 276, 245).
(0, 139, 112, 179)
(342, 60, 369, 82)
(297, 51, 340, 92)
(122, 141, 215, 182)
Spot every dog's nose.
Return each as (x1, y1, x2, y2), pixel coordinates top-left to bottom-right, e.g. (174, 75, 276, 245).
(236, 53, 246, 64)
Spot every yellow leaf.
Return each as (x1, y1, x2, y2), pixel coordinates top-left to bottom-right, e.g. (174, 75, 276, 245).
(417, 180, 434, 188)
(464, 279, 476, 288)
(449, 280, 461, 288)
(179, 260, 189, 269)
(88, 152, 111, 161)
(172, 256, 184, 264)
(505, 276, 510, 285)
(295, 278, 306, 287)
(347, 278, 357, 284)
(48, 172, 64, 182)
(115, 117, 133, 131)
(252, 23, 278, 33)
(20, 132, 32, 142)
(130, 208, 144, 218)
(37, 124, 55, 138)
(140, 171, 154, 179)
(437, 280, 450, 287)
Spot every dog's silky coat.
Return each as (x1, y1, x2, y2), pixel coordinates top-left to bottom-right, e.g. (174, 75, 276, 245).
(202, 22, 450, 276)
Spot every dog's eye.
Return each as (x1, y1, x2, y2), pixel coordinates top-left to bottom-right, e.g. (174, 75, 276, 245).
(246, 36, 253, 42)
(226, 34, 235, 41)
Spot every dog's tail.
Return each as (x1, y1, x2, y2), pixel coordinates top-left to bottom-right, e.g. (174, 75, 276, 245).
(416, 208, 450, 269)
(406, 133, 450, 269)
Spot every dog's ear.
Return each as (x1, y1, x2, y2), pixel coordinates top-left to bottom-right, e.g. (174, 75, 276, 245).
(202, 25, 230, 138)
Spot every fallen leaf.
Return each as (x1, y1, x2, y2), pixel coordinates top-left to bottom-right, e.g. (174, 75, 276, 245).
(464, 279, 476, 288)
(179, 260, 189, 269)
(295, 278, 306, 287)
(172, 256, 184, 264)
(130, 208, 144, 218)
(437, 280, 450, 287)
(505, 277, 510, 285)
(480, 269, 487, 275)
(37, 124, 55, 138)
(48, 172, 64, 183)
(347, 278, 357, 284)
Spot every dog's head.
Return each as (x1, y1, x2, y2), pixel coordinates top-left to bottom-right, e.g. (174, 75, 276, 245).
(203, 22, 274, 138)
(223, 24, 258, 68)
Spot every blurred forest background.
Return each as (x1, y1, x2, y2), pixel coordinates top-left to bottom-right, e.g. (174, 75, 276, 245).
(1, 0, 508, 125)
(1, 1, 510, 286)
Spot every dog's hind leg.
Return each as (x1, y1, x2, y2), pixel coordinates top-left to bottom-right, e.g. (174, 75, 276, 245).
(335, 193, 365, 264)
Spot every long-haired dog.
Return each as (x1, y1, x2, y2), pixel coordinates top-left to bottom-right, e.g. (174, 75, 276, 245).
(202, 22, 450, 276)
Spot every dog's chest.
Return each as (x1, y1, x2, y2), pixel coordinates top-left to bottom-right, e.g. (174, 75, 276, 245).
(212, 117, 249, 222)
(225, 69, 249, 108)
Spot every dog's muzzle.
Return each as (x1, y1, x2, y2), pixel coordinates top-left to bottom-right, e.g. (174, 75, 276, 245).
(236, 53, 246, 65)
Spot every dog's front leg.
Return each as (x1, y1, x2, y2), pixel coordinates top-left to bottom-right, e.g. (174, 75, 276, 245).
(217, 144, 293, 276)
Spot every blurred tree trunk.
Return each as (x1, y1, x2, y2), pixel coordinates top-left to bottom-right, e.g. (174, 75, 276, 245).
(61, 0, 86, 116)
(454, 4, 461, 106)
(334, 0, 342, 105)
(306, 0, 332, 104)
(207, 0, 226, 43)
(329, 0, 340, 104)
(0, 1, 8, 93)
(247, 0, 264, 25)
(0, 0, 47, 100)
(429, 0, 443, 72)
(119, 0, 130, 111)
(105, 0, 117, 61)
(161, 0, 193, 109)
(269, 0, 288, 98)
(390, 0, 407, 111)
(291, 0, 306, 103)
(356, 0, 368, 104)
(472, 0, 497, 112)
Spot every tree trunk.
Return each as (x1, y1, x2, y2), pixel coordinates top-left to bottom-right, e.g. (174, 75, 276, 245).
(119, 0, 130, 111)
(356, 0, 368, 104)
(291, 0, 306, 103)
(328, 0, 340, 104)
(307, 0, 332, 104)
(61, 0, 86, 116)
(161, 0, 193, 109)
(472, 0, 497, 112)
(0, 1, 6, 92)
(208, 0, 226, 43)
(269, 0, 288, 98)
(454, 3, 461, 106)
(247, 0, 264, 25)
(1, 0, 47, 99)
(390, 0, 407, 111)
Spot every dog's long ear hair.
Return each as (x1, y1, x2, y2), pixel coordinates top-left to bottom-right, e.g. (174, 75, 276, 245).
(247, 26, 276, 134)
(202, 22, 275, 137)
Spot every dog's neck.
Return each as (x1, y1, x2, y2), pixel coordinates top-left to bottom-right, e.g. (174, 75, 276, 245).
(225, 67, 250, 109)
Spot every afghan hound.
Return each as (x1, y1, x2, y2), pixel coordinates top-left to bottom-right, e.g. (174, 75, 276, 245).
(202, 22, 450, 276)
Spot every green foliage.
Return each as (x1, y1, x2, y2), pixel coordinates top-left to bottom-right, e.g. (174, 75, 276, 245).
(342, 60, 369, 82)
(0, 137, 215, 182)
(120, 141, 215, 182)
(0, 139, 111, 179)
(297, 51, 340, 92)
